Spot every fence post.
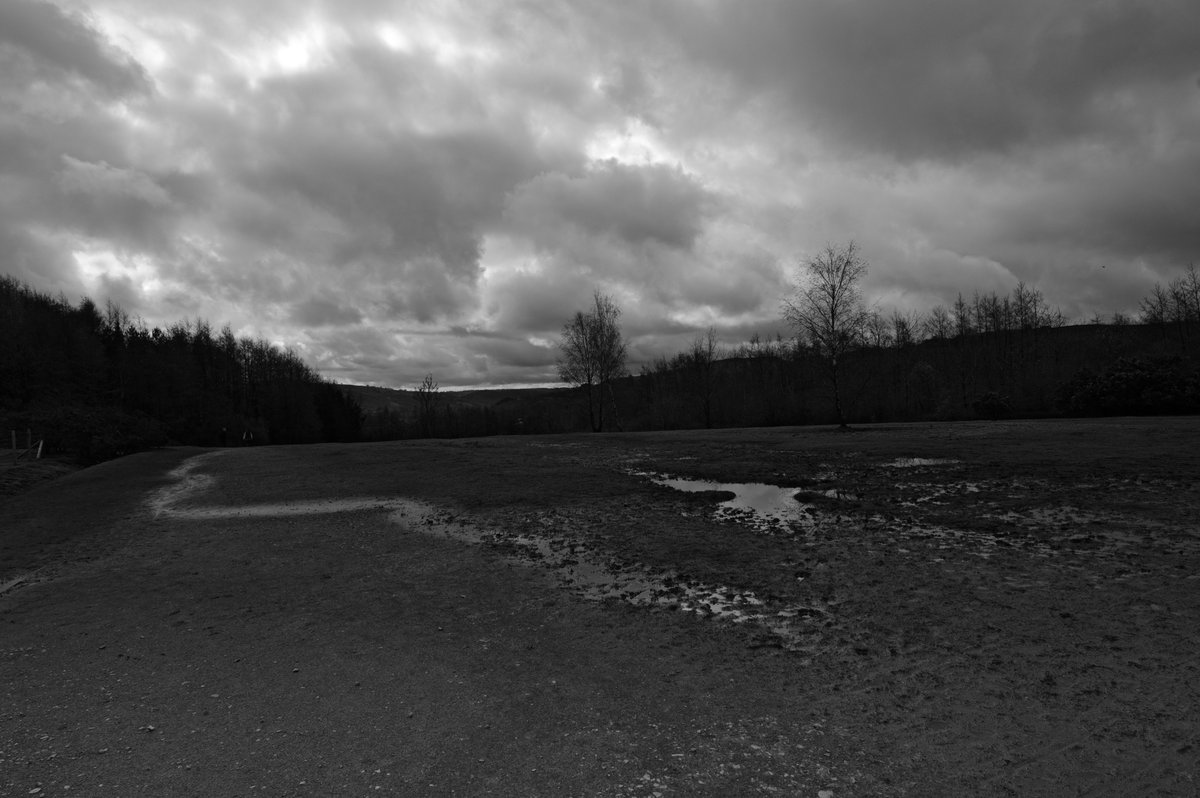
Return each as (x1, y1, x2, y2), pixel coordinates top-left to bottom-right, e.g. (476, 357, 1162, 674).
(10, 430, 14, 465)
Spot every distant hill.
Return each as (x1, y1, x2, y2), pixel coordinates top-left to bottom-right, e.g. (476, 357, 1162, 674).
(342, 382, 582, 440)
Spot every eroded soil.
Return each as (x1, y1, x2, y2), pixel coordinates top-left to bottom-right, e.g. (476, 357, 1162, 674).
(2, 419, 1198, 796)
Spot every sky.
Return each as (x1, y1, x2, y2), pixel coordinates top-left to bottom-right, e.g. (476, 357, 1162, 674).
(2, 0, 1199, 388)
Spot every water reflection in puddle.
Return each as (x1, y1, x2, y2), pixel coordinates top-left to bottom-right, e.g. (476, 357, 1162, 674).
(636, 472, 818, 531)
(886, 457, 960, 468)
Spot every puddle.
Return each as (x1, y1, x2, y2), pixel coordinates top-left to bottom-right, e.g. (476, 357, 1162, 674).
(885, 458, 961, 468)
(156, 496, 398, 520)
(636, 472, 820, 532)
(147, 456, 840, 654)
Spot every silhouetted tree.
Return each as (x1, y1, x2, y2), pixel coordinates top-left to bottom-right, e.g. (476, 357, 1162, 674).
(924, 305, 953, 340)
(783, 241, 872, 427)
(557, 290, 628, 432)
(416, 373, 439, 437)
(678, 327, 721, 428)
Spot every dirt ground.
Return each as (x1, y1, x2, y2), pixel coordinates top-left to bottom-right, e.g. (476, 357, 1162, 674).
(2, 418, 1198, 796)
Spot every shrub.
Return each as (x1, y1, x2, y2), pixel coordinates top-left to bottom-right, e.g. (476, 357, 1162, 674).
(4, 405, 168, 464)
(972, 391, 1012, 420)
(1056, 357, 1200, 417)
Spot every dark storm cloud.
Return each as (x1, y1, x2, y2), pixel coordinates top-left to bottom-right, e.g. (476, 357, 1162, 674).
(1004, 144, 1200, 265)
(448, 329, 557, 370)
(0, 223, 77, 292)
(143, 35, 589, 328)
(484, 268, 593, 335)
(658, 0, 1200, 159)
(54, 155, 178, 247)
(598, 60, 658, 124)
(290, 296, 363, 328)
(0, 0, 149, 97)
(505, 160, 714, 251)
(0, 0, 159, 301)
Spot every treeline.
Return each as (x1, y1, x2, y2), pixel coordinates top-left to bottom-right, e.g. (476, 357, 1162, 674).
(357, 277, 1200, 439)
(1, 276, 362, 462)
(628, 279, 1200, 429)
(626, 280, 1199, 429)
(1138, 264, 1200, 341)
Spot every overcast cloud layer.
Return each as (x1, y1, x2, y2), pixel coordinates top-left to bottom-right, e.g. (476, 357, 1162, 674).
(3, 0, 1198, 387)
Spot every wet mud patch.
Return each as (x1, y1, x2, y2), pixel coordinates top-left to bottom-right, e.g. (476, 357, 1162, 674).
(396, 502, 845, 655)
(147, 455, 849, 656)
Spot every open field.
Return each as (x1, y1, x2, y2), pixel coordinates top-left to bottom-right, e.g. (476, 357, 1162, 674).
(2, 418, 1198, 796)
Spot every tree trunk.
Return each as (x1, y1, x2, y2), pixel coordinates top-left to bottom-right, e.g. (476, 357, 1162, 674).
(584, 383, 599, 432)
(831, 362, 848, 428)
(594, 382, 604, 432)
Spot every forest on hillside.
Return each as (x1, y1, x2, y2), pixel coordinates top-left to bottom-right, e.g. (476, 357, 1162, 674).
(1, 276, 362, 462)
(5, 268, 1200, 460)
(360, 274, 1200, 440)
(359, 320, 1200, 441)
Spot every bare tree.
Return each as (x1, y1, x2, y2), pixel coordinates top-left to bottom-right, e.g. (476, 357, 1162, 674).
(924, 305, 953, 340)
(864, 310, 893, 349)
(1140, 283, 1171, 324)
(783, 241, 872, 427)
(952, 293, 973, 337)
(891, 309, 922, 348)
(416, 372, 439, 437)
(557, 290, 628, 432)
(686, 326, 721, 428)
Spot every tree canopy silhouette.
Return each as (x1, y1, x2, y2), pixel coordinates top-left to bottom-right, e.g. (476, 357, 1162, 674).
(783, 241, 872, 427)
(557, 290, 628, 432)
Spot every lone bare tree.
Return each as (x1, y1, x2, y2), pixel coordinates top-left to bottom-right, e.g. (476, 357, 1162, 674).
(416, 372, 439, 437)
(557, 290, 628, 432)
(783, 241, 872, 427)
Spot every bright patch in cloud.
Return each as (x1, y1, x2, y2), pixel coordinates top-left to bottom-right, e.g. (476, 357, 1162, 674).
(585, 118, 678, 167)
(74, 247, 162, 294)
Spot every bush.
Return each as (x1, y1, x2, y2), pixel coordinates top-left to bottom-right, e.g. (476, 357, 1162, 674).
(972, 391, 1012, 420)
(1056, 357, 1200, 417)
(4, 405, 168, 464)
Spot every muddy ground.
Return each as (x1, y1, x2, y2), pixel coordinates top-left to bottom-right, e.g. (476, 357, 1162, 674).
(1, 418, 1198, 796)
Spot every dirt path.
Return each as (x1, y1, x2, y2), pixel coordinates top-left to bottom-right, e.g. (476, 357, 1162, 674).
(2, 419, 1198, 796)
